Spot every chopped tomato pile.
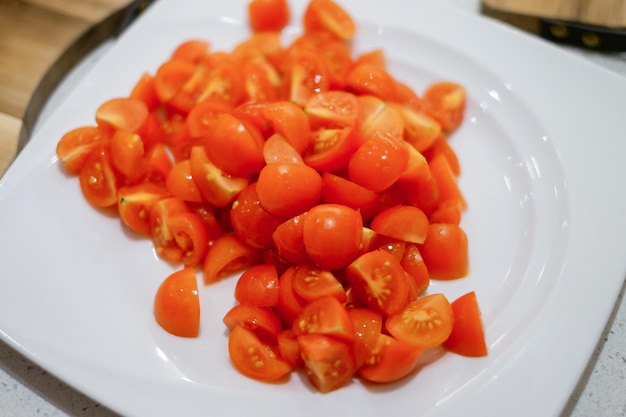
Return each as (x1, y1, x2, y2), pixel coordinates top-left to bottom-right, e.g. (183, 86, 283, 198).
(55, 0, 487, 392)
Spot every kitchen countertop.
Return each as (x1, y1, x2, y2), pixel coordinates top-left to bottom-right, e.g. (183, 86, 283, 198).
(0, 0, 625, 416)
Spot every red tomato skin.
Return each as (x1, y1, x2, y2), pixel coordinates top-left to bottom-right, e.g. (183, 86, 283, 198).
(302, 204, 363, 270)
(348, 308, 383, 369)
(204, 113, 265, 177)
(443, 291, 488, 357)
(400, 243, 430, 297)
(79, 145, 120, 208)
(203, 234, 260, 284)
(370, 205, 429, 244)
(234, 264, 280, 307)
(230, 183, 287, 249)
(272, 214, 311, 265)
(248, 0, 291, 32)
(277, 329, 304, 368)
(261, 101, 312, 154)
(154, 267, 200, 338)
(276, 266, 306, 327)
(166, 159, 204, 203)
(256, 163, 323, 218)
(358, 333, 422, 383)
(419, 223, 469, 280)
(347, 134, 409, 193)
(223, 304, 283, 343)
(320, 172, 381, 221)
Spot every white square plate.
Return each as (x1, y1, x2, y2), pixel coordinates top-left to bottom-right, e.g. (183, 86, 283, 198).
(1, 0, 626, 416)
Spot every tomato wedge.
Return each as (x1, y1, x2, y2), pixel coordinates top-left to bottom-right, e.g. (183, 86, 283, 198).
(118, 182, 170, 236)
(358, 333, 422, 383)
(304, 127, 364, 173)
(348, 133, 409, 193)
(419, 223, 469, 280)
(303, 0, 356, 41)
(248, 0, 290, 32)
(95, 97, 149, 134)
(297, 334, 356, 393)
(370, 205, 429, 244)
(304, 90, 359, 130)
(223, 304, 283, 343)
(154, 267, 200, 338)
(78, 145, 119, 208)
(256, 162, 323, 218)
(292, 264, 346, 303)
(302, 203, 363, 270)
(56, 126, 111, 174)
(385, 293, 454, 349)
(234, 263, 280, 307)
(345, 249, 410, 316)
(203, 234, 260, 284)
(348, 307, 382, 369)
(228, 326, 292, 382)
(292, 296, 355, 343)
(443, 291, 488, 357)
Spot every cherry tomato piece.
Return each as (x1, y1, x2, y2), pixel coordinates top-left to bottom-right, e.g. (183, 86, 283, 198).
(292, 264, 346, 303)
(358, 333, 422, 383)
(256, 163, 323, 218)
(95, 97, 149, 134)
(204, 113, 265, 177)
(304, 127, 364, 173)
(234, 264, 280, 307)
(297, 334, 356, 393)
(56, 126, 111, 174)
(347, 134, 409, 193)
(154, 267, 200, 338)
(419, 223, 469, 280)
(223, 304, 283, 343)
(168, 211, 210, 267)
(303, 0, 356, 41)
(385, 293, 454, 349)
(370, 205, 429, 244)
(228, 326, 292, 382)
(203, 234, 260, 284)
(443, 291, 488, 357)
(78, 145, 119, 208)
(345, 250, 410, 316)
(118, 182, 170, 236)
(302, 203, 363, 270)
(422, 81, 466, 133)
(248, 0, 290, 32)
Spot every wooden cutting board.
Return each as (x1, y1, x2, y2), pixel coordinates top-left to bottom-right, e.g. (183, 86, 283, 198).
(0, 0, 135, 178)
(482, 0, 626, 49)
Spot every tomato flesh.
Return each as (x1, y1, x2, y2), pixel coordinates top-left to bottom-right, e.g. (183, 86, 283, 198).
(298, 334, 356, 393)
(385, 293, 454, 349)
(228, 326, 292, 382)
